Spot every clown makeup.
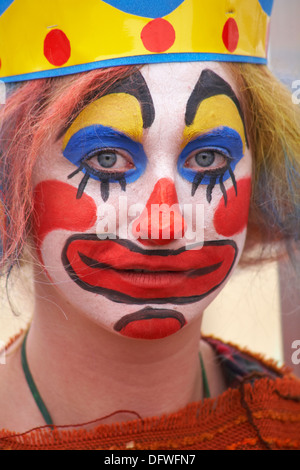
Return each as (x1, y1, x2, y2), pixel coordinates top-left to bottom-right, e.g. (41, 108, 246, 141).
(179, 69, 248, 204)
(63, 71, 154, 202)
(32, 62, 252, 340)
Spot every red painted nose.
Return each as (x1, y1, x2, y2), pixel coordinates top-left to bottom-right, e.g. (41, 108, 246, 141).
(132, 178, 186, 246)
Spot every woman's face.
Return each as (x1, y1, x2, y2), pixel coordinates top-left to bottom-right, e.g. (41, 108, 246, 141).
(32, 62, 252, 340)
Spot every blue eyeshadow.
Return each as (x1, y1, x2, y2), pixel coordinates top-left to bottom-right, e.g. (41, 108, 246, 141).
(177, 127, 244, 185)
(63, 124, 147, 184)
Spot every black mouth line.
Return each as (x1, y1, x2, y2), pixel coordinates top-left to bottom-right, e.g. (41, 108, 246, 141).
(114, 307, 186, 332)
(61, 235, 238, 305)
(78, 252, 223, 278)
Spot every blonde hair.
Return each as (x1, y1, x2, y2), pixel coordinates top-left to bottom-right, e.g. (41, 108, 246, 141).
(225, 63, 300, 265)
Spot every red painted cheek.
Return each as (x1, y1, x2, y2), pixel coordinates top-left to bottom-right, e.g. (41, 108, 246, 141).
(33, 180, 97, 253)
(213, 178, 252, 237)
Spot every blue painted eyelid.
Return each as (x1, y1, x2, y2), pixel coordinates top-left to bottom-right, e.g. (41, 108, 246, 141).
(177, 127, 244, 184)
(183, 144, 232, 161)
(63, 124, 147, 184)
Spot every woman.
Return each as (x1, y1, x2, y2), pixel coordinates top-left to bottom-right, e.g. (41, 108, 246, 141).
(0, 0, 299, 450)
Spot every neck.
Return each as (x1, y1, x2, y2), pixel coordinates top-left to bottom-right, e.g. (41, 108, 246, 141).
(26, 279, 204, 427)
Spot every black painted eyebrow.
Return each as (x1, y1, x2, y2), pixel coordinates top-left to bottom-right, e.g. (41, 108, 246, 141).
(185, 69, 248, 147)
(108, 70, 155, 129)
(56, 70, 155, 141)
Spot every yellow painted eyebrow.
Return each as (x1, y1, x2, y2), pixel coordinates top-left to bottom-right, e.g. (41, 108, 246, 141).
(182, 94, 246, 151)
(62, 93, 144, 150)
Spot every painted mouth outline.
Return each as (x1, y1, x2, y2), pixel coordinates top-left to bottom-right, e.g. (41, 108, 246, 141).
(62, 235, 238, 304)
(114, 307, 186, 335)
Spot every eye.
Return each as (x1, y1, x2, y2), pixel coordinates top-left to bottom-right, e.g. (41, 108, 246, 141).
(64, 125, 147, 202)
(177, 128, 244, 205)
(83, 148, 135, 174)
(184, 149, 228, 171)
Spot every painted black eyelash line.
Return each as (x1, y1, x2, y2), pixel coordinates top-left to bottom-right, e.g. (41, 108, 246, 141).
(98, 171, 127, 202)
(219, 173, 228, 207)
(67, 166, 127, 202)
(191, 164, 238, 206)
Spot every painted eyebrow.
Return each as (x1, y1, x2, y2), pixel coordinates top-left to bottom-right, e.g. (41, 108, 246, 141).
(185, 69, 248, 147)
(108, 70, 155, 129)
(56, 70, 155, 141)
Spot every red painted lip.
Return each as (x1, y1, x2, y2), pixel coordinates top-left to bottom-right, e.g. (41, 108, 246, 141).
(62, 235, 237, 304)
(114, 308, 186, 339)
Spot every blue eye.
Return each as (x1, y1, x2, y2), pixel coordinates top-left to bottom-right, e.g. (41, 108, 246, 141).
(63, 125, 147, 201)
(95, 150, 118, 168)
(83, 148, 135, 173)
(185, 148, 229, 171)
(195, 151, 215, 167)
(178, 127, 244, 204)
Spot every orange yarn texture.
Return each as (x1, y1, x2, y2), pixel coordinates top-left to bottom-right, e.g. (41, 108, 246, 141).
(0, 335, 299, 450)
(0, 375, 299, 450)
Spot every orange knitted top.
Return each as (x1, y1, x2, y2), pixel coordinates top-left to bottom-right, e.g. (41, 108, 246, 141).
(0, 336, 299, 450)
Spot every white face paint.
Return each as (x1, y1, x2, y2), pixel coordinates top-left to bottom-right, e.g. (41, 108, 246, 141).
(32, 62, 252, 340)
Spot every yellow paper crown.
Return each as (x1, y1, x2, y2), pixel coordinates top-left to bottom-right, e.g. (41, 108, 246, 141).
(0, 0, 274, 82)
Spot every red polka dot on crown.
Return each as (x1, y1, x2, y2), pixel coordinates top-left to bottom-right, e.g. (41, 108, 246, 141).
(44, 29, 71, 66)
(141, 18, 176, 53)
(222, 18, 239, 53)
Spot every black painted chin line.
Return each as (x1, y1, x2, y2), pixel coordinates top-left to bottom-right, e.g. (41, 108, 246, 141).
(185, 69, 249, 148)
(114, 307, 186, 332)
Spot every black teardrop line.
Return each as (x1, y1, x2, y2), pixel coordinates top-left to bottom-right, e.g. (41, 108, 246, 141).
(101, 180, 110, 202)
(191, 173, 205, 197)
(76, 172, 90, 199)
(68, 164, 84, 180)
(228, 166, 238, 196)
(118, 176, 127, 192)
(219, 174, 228, 207)
(206, 175, 217, 203)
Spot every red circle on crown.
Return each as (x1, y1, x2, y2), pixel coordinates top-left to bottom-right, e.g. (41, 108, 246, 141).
(44, 29, 71, 66)
(222, 18, 239, 53)
(141, 18, 176, 53)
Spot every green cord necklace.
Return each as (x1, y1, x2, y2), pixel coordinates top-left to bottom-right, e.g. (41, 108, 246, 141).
(21, 331, 54, 427)
(21, 331, 211, 427)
